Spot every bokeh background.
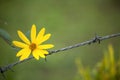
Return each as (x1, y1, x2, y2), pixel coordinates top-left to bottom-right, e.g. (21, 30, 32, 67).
(0, 0, 120, 80)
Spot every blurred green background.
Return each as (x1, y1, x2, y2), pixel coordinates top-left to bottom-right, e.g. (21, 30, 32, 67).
(0, 0, 120, 80)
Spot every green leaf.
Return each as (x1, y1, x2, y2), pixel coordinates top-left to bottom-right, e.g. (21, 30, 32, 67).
(0, 28, 12, 46)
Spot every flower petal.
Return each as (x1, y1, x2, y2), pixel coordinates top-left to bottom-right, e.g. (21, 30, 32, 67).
(35, 28, 45, 44)
(17, 30, 30, 45)
(16, 49, 24, 57)
(40, 50, 49, 54)
(38, 44, 54, 49)
(32, 49, 46, 59)
(16, 47, 31, 56)
(31, 24, 36, 43)
(41, 33, 51, 43)
(13, 41, 28, 48)
(32, 49, 40, 60)
(39, 53, 45, 58)
(39, 52, 45, 58)
(18, 48, 31, 61)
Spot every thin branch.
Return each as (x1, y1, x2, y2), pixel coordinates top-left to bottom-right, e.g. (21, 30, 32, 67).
(0, 33, 120, 74)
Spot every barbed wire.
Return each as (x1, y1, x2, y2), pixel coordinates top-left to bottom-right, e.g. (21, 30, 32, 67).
(0, 33, 120, 78)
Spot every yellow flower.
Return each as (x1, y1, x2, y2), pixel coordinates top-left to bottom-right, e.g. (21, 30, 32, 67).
(12, 24, 54, 61)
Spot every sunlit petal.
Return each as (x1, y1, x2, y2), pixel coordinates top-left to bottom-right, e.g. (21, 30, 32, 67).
(35, 28, 45, 44)
(31, 24, 36, 43)
(40, 50, 49, 54)
(16, 47, 31, 57)
(13, 41, 28, 48)
(38, 44, 54, 49)
(39, 52, 45, 58)
(32, 49, 40, 60)
(16, 49, 24, 57)
(41, 34, 51, 43)
(19, 48, 31, 61)
(17, 30, 30, 44)
(32, 49, 46, 59)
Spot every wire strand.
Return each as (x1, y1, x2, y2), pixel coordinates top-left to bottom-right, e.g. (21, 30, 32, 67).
(0, 33, 120, 74)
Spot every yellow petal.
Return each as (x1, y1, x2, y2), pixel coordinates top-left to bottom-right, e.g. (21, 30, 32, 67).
(16, 48, 31, 57)
(39, 52, 45, 58)
(19, 48, 31, 61)
(40, 50, 49, 54)
(32, 49, 46, 59)
(41, 34, 51, 43)
(13, 41, 28, 48)
(32, 49, 40, 60)
(17, 30, 30, 45)
(35, 28, 45, 44)
(31, 24, 36, 43)
(16, 49, 24, 57)
(38, 44, 54, 49)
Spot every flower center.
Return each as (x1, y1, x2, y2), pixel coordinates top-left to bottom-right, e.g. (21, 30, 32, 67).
(29, 43, 36, 50)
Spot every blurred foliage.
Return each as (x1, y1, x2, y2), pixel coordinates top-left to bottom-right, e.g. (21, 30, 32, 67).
(0, 28, 12, 46)
(75, 44, 120, 80)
